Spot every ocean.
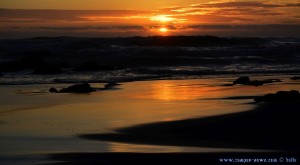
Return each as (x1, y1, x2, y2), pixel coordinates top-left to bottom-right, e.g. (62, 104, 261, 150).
(1, 36, 300, 85)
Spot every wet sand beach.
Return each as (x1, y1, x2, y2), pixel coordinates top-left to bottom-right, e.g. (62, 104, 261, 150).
(1, 75, 300, 164)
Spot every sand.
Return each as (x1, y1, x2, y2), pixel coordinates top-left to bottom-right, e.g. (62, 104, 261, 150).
(1, 75, 300, 164)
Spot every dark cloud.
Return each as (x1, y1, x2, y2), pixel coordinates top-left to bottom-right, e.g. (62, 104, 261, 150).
(1, 24, 300, 38)
(181, 14, 253, 23)
(27, 26, 145, 31)
(215, 8, 281, 15)
(188, 24, 300, 30)
(194, 1, 300, 8)
(145, 25, 185, 30)
(185, 24, 300, 37)
(285, 3, 300, 7)
(0, 9, 150, 23)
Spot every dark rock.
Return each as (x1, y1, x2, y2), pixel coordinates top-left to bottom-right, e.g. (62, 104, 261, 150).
(232, 77, 281, 86)
(59, 83, 95, 93)
(291, 76, 300, 80)
(33, 65, 62, 74)
(233, 76, 250, 85)
(247, 80, 264, 86)
(49, 87, 59, 93)
(254, 90, 300, 102)
(261, 79, 281, 83)
(73, 61, 114, 71)
(247, 79, 281, 86)
(104, 81, 121, 89)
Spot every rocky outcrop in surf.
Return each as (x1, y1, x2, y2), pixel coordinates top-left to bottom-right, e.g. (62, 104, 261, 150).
(254, 90, 300, 102)
(49, 83, 95, 93)
(233, 76, 281, 86)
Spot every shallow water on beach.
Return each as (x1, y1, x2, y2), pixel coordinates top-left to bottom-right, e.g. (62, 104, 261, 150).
(0, 75, 300, 164)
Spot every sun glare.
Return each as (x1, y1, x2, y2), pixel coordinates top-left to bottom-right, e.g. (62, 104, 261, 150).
(159, 27, 168, 33)
(150, 15, 174, 23)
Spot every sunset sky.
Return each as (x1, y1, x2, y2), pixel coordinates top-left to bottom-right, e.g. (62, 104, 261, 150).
(1, 0, 300, 38)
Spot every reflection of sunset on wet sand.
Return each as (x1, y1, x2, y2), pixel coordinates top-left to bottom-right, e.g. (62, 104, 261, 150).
(0, 79, 260, 142)
(128, 80, 217, 101)
(125, 79, 285, 101)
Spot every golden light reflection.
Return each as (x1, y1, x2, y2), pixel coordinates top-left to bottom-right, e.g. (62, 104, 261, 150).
(128, 80, 226, 101)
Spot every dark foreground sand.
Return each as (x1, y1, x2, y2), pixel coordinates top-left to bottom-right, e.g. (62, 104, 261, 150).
(80, 101, 300, 151)
(46, 152, 298, 165)
(45, 101, 300, 164)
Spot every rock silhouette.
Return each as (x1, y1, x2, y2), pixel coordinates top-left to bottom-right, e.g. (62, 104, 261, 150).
(254, 90, 300, 102)
(104, 82, 121, 89)
(60, 83, 95, 93)
(233, 76, 250, 85)
(233, 76, 281, 86)
(291, 76, 300, 80)
(49, 87, 59, 93)
(247, 80, 264, 86)
(50, 83, 95, 93)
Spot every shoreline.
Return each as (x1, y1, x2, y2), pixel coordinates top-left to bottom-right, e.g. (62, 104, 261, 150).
(1, 72, 300, 86)
(80, 101, 300, 151)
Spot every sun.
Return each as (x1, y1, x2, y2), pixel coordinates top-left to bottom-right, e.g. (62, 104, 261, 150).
(159, 27, 168, 33)
(150, 15, 174, 23)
